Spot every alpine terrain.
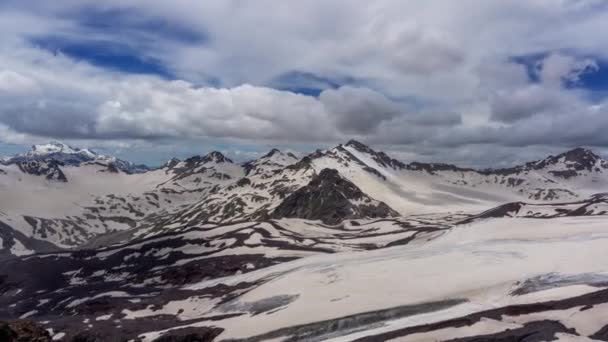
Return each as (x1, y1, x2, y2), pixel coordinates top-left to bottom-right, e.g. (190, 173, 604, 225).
(2, 140, 608, 341)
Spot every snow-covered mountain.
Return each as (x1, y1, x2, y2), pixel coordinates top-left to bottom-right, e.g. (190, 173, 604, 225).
(2, 140, 608, 258)
(1, 141, 149, 178)
(3, 141, 608, 341)
(304, 140, 608, 214)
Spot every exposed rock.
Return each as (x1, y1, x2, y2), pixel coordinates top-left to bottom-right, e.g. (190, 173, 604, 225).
(16, 160, 67, 182)
(236, 177, 252, 187)
(271, 168, 398, 224)
(407, 161, 474, 174)
(201, 151, 232, 164)
(261, 148, 282, 159)
(543, 147, 604, 171)
(152, 327, 224, 342)
(0, 320, 51, 342)
(163, 158, 181, 169)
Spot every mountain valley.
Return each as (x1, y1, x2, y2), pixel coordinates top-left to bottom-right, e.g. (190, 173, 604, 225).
(2, 141, 608, 341)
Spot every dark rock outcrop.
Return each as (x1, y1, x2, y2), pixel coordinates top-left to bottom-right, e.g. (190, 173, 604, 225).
(407, 162, 474, 175)
(163, 158, 181, 169)
(16, 160, 67, 182)
(541, 147, 603, 172)
(0, 320, 52, 342)
(201, 151, 232, 164)
(152, 327, 224, 342)
(271, 168, 398, 224)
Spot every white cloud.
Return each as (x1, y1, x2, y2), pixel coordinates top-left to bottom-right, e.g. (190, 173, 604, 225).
(96, 81, 335, 142)
(539, 53, 598, 86)
(0, 70, 39, 95)
(319, 86, 400, 134)
(0, 0, 607, 165)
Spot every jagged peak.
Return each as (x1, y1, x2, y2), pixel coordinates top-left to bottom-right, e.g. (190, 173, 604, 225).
(343, 139, 379, 155)
(530, 147, 601, 166)
(556, 147, 599, 161)
(258, 148, 299, 165)
(271, 167, 398, 224)
(27, 141, 96, 157)
(261, 148, 282, 158)
(202, 151, 232, 164)
(162, 157, 181, 169)
(475, 147, 606, 177)
(524, 146, 605, 173)
(243, 148, 300, 176)
(183, 151, 230, 165)
(344, 139, 370, 150)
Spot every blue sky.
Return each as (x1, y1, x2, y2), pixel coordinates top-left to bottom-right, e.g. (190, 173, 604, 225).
(2, 1, 608, 167)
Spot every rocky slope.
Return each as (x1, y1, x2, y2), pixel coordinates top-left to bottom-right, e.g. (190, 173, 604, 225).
(2, 207, 608, 341)
(0, 215, 458, 341)
(271, 168, 398, 224)
(2, 141, 608, 340)
(1, 140, 608, 258)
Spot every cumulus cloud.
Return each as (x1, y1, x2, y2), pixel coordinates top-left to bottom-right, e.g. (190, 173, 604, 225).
(94, 82, 455, 143)
(0, 1, 608, 166)
(538, 53, 598, 87)
(319, 86, 400, 134)
(374, 22, 466, 75)
(489, 85, 567, 123)
(0, 70, 39, 95)
(488, 53, 599, 123)
(96, 82, 334, 142)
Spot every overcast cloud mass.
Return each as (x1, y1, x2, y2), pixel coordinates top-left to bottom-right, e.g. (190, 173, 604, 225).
(1, 0, 608, 166)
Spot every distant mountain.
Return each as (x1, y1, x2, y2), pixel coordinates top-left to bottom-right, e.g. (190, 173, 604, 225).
(466, 192, 608, 221)
(0, 141, 150, 178)
(408, 146, 607, 178)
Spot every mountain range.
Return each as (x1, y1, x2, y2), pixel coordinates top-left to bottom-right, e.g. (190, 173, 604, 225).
(2, 140, 608, 341)
(0, 139, 605, 258)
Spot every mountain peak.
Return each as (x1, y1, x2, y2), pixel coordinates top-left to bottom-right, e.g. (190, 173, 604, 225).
(271, 168, 398, 224)
(202, 151, 232, 164)
(243, 148, 299, 176)
(10, 141, 149, 174)
(261, 148, 282, 158)
(500, 146, 607, 178)
(28, 141, 90, 157)
(162, 157, 181, 169)
(345, 139, 372, 152)
(534, 147, 603, 171)
(559, 147, 599, 162)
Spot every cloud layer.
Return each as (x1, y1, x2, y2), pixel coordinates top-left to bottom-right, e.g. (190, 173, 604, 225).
(1, 0, 608, 165)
